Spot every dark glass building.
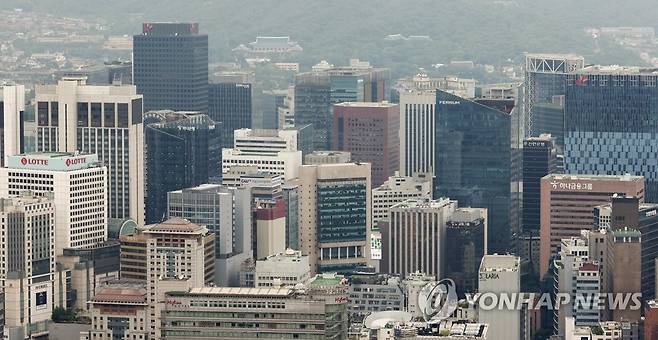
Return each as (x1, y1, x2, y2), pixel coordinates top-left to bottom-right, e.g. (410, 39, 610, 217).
(133, 23, 208, 112)
(522, 134, 558, 231)
(208, 82, 252, 148)
(435, 90, 512, 253)
(445, 209, 486, 295)
(144, 111, 221, 224)
(564, 66, 658, 202)
(294, 65, 389, 151)
(294, 73, 331, 151)
(524, 54, 584, 149)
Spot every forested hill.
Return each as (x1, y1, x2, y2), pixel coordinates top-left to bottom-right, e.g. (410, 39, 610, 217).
(3, 0, 656, 74)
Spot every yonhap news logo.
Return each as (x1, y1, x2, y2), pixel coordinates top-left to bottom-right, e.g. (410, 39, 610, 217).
(418, 278, 459, 323)
(418, 278, 642, 315)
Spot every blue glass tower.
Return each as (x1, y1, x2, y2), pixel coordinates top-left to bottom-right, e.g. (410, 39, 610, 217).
(564, 66, 658, 202)
(434, 90, 512, 253)
(145, 111, 221, 224)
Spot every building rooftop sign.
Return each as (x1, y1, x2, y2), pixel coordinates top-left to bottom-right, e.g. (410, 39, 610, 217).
(7, 152, 100, 171)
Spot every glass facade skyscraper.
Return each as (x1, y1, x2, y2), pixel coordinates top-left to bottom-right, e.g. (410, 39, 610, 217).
(524, 54, 584, 149)
(133, 23, 208, 112)
(208, 82, 252, 148)
(522, 134, 558, 231)
(434, 90, 512, 253)
(564, 66, 658, 202)
(145, 111, 221, 224)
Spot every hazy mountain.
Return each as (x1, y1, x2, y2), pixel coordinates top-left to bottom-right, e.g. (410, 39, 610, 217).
(3, 0, 656, 75)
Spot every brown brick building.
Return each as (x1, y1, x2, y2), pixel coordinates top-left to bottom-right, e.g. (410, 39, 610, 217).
(332, 102, 399, 186)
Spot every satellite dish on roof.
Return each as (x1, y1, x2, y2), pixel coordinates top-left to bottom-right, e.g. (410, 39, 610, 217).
(364, 311, 413, 330)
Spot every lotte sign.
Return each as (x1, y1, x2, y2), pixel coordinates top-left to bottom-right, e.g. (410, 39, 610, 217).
(21, 157, 48, 166)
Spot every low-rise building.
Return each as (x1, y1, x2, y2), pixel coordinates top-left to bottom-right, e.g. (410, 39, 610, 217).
(254, 249, 310, 288)
(87, 281, 149, 340)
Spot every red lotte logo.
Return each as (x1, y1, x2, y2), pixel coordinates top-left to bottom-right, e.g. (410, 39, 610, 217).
(21, 157, 48, 166)
(65, 158, 86, 167)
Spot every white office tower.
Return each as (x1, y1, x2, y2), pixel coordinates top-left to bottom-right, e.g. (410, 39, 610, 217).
(0, 85, 25, 166)
(554, 237, 603, 335)
(478, 254, 521, 340)
(372, 171, 432, 227)
(35, 77, 145, 224)
(383, 198, 456, 279)
(0, 153, 107, 255)
(222, 129, 302, 180)
(167, 184, 253, 286)
(399, 90, 435, 176)
(233, 128, 298, 155)
(143, 218, 215, 339)
(0, 193, 55, 338)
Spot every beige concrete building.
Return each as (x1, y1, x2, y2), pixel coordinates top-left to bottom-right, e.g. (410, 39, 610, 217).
(298, 162, 372, 274)
(142, 218, 215, 339)
(382, 198, 457, 279)
(35, 77, 144, 224)
(539, 174, 645, 277)
(0, 193, 55, 338)
(372, 171, 432, 228)
(87, 281, 149, 340)
(0, 152, 108, 255)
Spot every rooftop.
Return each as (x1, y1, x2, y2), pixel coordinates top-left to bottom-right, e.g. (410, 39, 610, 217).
(544, 173, 644, 182)
(143, 218, 207, 234)
(391, 197, 455, 210)
(525, 53, 584, 60)
(479, 254, 519, 272)
(577, 65, 658, 75)
(179, 287, 294, 297)
(334, 101, 397, 108)
(92, 286, 147, 305)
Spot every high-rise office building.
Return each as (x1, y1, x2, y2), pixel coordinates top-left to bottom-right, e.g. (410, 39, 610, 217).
(254, 198, 287, 259)
(144, 110, 221, 224)
(143, 218, 215, 339)
(294, 73, 331, 151)
(221, 165, 283, 200)
(0, 85, 25, 166)
(222, 131, 302, 181)
(522, 134, 558, 231)
(298, 162, 372, 274)
(233, 128, 298, 155)
(208, 82, 252, 148)
(564, 65, 658, 202)
(332, 102, 399, 187)
(524, 53, 585, 147)
(304, 150, 351, 165)
(0, 152, 107, 255)
(398, 90, 435, 176)
(594, 196, 658, 301)
(539, 174, 645, 277)
(553, 237, 602, 334)
(371, 172, 432, 228)
(382, 198, 456, 280)
(133, 23, 208, 112)
(445, 208, 487, 295)
(393, 72, 476, 101)
(294, 61, 389, 151)
(35, 77, 144, 223)
(167, 184, 234, 263)
(0, 193, 55, 336)
(434, 89, 512, 253)
(610, 228, 642, 322)
(282, 182, 300, 250)
(478, 255, 521, 340)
